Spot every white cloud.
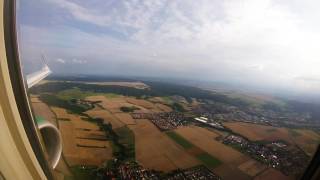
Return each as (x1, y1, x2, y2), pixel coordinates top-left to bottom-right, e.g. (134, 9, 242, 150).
(72, 58, 87, 64)
(56, 58, 65, 63)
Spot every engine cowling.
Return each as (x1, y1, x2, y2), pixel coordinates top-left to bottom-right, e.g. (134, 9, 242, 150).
(37, 117, 62, 169)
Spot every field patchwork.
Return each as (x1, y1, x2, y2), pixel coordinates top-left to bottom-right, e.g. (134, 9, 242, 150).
(128, 119, 200, 172)
(51, 107, 112, 166)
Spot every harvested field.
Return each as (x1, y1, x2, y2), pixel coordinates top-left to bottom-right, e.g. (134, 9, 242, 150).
(85, 109, 124, 129)
(86, 96, 143, 113)
(30, 95, 42, 103)
(77, 139, 108, 147)
(294, 129, 320, 156)
(85, 95, 109, 102)
(174, 126, 244, 164)
(31, 97, 56, 126)
(132, 108, 152, 113)
(128, 119, 200, 172)
(148, 97, 167, 104)
(156, 129, 221, 169)
(213, 164, 251, 180)
(125, 97, 155, 109)
(224, 122, 320, 156)
(238, 160, 267, 177)
(223, 122, 293, 142)
(155, 103, 172, 112)
(75, 130, 106, 140)
(254, 168, 294, 180)
(173, 126, 277, 179)
(114, 113, 136, 125)
(52, 107, 112, 166)
(59, 121, 77, 159)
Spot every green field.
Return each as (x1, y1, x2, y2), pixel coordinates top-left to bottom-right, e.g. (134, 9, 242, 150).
(166, 131, 194, 149)
(67, 165, 98, 180)
(196, 153, 221, 168)
(115, 126, 135, 161)
(166, 131, 221, 168)
(120, 106, 140, 112)
(39, 94, 89, 114)
(289, 129, 301, 137)
(57, 88, 120, 100)
(162, 96, 174, 104)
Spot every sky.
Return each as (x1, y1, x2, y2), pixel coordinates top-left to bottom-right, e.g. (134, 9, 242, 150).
(17, 0, 320, 98)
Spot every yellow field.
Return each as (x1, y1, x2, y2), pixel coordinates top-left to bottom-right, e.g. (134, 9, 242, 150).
(128, 119, 200, 172)
(224, 122, 292, 142)
(125, 97, 156, 109)
(30, 97, 57, 126)
(238, 160, 267, 177)
(213, 164, 251, 180)
(224, 122, 320, 156)
(85, 108, 124, 129)
(114, 113, 136, 125)
(51, 107, 112, 166)
(155, 103, 172, 112)
(173, 126, 284, 179)
(294, 129, 320, 156)
(86, 95, 150, 113)
(175, 126, 246, 164)
(148, 97, 167, 104)
(86, 95, 174, 114)
(254, 168, 294, 180)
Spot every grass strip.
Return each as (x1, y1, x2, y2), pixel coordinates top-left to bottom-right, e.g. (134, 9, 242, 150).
(166, 131, 194, 149)
(196, 153, 222, 168)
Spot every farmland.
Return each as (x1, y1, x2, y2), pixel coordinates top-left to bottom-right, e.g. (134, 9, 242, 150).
(172, 126, 287, 179)
(166, 131, 194, 149)
(51, 107, 113, 166)
(85, 107, 125, 129)
(30, 96, 57, 126)
(128, 119, 200, 172)
(224, 122, 320, 156)
(29, 78, 320, 179)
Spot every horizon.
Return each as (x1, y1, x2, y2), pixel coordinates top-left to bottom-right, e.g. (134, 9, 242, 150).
(45, 73, 320, 105)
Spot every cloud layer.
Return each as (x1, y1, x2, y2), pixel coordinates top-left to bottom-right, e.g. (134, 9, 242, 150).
(18, 0, 320, 96)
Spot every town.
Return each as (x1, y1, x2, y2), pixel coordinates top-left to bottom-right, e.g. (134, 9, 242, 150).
(118, 162, 221, 180)
(131, 112, 188, 131)
(192, 101, 320, 132)
(222, 135, 309, 176)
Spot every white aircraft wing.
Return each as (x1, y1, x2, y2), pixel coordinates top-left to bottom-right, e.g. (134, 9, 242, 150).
(26, 64, 51, 88)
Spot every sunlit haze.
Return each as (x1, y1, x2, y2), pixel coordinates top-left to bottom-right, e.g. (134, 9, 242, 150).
(18, 0, 320, 100)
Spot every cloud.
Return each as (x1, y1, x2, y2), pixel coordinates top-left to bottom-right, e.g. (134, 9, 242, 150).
(18, 0, 320, 96)
(296, 76, 320, 83)
(72, 58, 87, 64)
(56, 58, 65, 63)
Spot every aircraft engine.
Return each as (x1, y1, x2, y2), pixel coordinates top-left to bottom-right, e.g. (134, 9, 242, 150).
(37, 118, 62, 169)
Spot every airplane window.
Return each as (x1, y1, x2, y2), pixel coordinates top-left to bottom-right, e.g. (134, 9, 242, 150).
(16, 0, 320, 179)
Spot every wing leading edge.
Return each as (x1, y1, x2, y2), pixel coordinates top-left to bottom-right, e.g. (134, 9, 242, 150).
(26, 64, 51, 88)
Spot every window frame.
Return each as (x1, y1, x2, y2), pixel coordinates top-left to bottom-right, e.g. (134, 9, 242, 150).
(3, 0, 53, 179)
